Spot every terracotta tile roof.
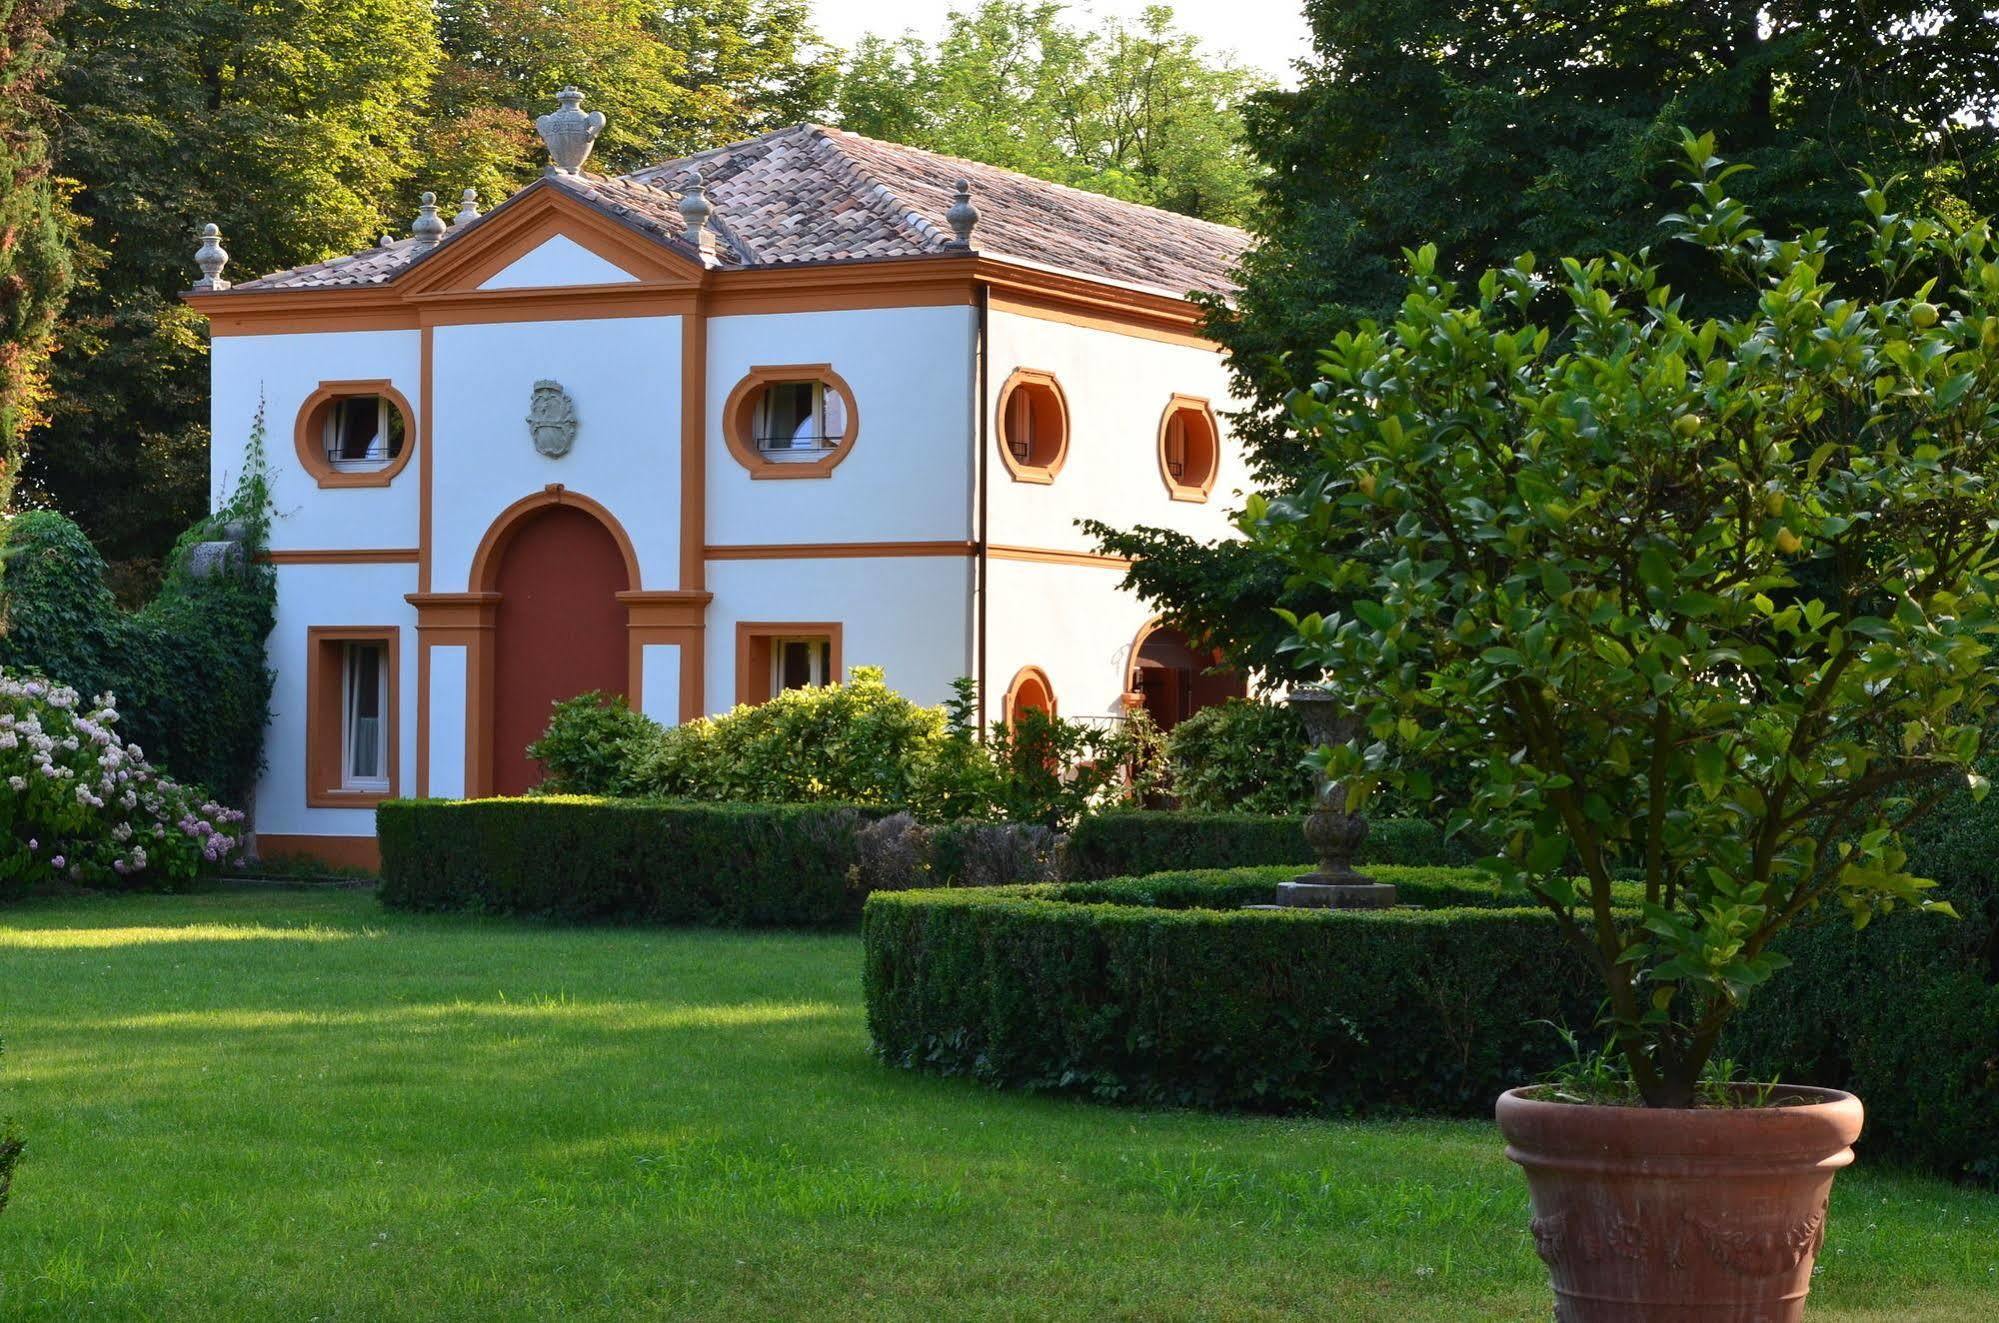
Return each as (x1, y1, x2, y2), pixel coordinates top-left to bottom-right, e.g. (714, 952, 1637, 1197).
(221, 124, 1251, 300)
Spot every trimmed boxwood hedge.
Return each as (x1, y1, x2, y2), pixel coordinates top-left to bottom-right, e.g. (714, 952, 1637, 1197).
(1062, 810, 1472, 880)
(377, 796, 879, 925)
(863, 865, 1615, 1115)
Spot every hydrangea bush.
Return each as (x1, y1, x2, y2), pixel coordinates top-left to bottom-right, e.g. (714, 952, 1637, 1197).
(0, 668, 245, 894)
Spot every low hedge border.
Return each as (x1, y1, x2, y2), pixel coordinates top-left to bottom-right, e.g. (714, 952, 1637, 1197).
(377, 797, 881, 925)
(1062, 811, 1474, 880)
(863, 865, 1617, 1115)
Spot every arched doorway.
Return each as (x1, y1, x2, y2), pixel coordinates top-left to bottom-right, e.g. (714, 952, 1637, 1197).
(1126, 621, 1246, 733)
(485, 502, 632, 795)
(1004, 665, 1056, 727)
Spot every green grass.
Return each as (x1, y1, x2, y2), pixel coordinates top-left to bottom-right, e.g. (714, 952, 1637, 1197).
(0, 889, 1993, 1320)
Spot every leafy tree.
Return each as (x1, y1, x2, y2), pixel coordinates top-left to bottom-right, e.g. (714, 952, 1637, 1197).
(0, 0, 73, 523)
(1094, 0, 1999, 674)
(1251, 138, 1999, 1106)
(25, 0, 439, 594)
(29, 0, 827, 592)
(833, 2, 1265, 224)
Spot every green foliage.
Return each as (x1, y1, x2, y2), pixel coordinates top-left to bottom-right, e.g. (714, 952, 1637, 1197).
(376, 796, 879, 925)
(26, 0, 439, 588)
(1094, 2, 1999, 688)
(1062, 809, 1469, 881)
(0, 0, 74, 526)
(863, 865, 1614, 1114)
(625, 666, 950, 810)
(30, 0, 827, 587)
(0, 407, 274, 801)
(1250, 138, 1999, 1106)
(0, 668, 249, 895)
(832, 1, 1265, 225)
(549, 668, 1167, 829)
(1729, 778, 1999, 1183)
(525, 691, 656, 796)
(1167, 698, 1314, 815)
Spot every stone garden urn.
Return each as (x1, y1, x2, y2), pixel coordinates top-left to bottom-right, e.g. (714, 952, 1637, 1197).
(1277, 687, 1396, 909)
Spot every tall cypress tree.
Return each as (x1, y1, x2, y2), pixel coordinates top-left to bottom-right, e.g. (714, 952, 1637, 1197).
(0, 0, 73, 523)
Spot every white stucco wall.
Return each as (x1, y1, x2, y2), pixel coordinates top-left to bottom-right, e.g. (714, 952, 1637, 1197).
(984, 557, 1157, 723)
(705, 556, 974, 711)
(209, 329, 423, 551)
(429, 314, 685, 592)
(478, 235, 639, 289)
(983, 310, 1245, 553)
(257, 562, 419, 838)
(704, 305, 976, 547)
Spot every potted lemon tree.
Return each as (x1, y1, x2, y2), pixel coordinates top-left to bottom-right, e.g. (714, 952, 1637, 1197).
(1251, 133, 1999, 1321)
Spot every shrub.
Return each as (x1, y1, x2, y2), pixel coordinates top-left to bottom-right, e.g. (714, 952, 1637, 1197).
(525, 691, 656, 795)
(0, 669, 247, 895)
(863, 865, 1613, 1114)
(852, 812, 1062, 892)
(1253, 137, 1999, 1106)
(0, 408, 274, 804)
(621, 666, 949, 810)
(1062, 809, 1468, 880)
(376, 797, 882, 925)
(1728, 777, 1999, 1184)
(1166, 698, 1315, 815)
(550, 670, 1168, 828)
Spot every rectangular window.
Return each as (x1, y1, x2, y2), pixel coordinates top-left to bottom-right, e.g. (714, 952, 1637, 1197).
(735, 622, 843, 706)
(342, 641, 390, 790)
(306, 627, 399, 807)
(771, 637, 832, 694)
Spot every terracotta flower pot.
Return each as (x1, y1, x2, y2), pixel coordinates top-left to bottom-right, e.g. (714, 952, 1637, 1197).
(1496, 1085, 1863, 1323)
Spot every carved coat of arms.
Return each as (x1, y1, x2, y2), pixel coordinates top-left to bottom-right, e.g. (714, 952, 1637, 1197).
(526, 380, 578, 458)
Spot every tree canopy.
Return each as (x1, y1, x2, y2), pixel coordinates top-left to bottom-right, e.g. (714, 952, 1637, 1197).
(0, 0, 74, 525)
(832, 2, 1265, 225)
(1094, 0, 1999, 682)
(24, 0, 827, 594)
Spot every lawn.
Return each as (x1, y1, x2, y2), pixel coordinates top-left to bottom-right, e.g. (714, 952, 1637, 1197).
(0, 890, 1992, 1321)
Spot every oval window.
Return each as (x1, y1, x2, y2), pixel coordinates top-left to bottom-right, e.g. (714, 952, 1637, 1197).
(724, 365, 860, 478)
(1158, 396, 1219, 501)
(294, 381, 416, 488)
(997, 369, 1068, 483)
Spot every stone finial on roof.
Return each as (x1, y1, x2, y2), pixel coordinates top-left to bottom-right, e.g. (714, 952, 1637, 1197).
(537, 86, 606, 176)
(677, 174, 722, 263)
(379, 235, 396, 248)
(452, 188, 481, 227)
(192, 224, 230, 290)
(945, 179, 979, 249)
(411, 192, 446, 247)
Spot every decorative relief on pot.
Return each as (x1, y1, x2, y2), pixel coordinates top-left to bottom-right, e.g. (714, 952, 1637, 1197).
(1531, 1200, 1831, 1278)
(527, 380, 578, 458)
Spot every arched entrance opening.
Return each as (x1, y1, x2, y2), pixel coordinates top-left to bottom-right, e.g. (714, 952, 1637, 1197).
(1126, 620, 1246, 733)
(1003, 665, 1056, 727)
(482, 499, 633, 795)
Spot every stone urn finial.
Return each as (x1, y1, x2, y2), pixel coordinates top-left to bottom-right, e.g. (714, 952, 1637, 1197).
(452, 188, 481, 227)
(678, 173, 720, 263)
(1275, 685, 1395, 909)
(411, 192, 446, 247)
(192, 223, 230, 291)
(536, 86, 606, 176)
(679, 174, 712, 242)
(946, 179, 978, 248)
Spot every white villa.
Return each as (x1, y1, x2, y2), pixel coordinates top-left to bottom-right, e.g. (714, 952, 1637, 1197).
(187, 91, 1255, 867)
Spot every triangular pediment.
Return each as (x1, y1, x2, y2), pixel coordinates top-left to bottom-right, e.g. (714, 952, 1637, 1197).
(397, 181, 704, 297)
(479, 234, 642, 289)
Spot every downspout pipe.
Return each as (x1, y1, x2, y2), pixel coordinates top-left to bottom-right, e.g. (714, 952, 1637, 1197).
(973, 282, 991, 733)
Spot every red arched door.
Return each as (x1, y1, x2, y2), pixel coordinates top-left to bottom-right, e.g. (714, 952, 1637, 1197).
(490, 504, 629, 795)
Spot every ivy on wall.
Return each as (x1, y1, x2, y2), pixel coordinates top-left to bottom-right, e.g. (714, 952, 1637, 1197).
(0, 405, 276, 804)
